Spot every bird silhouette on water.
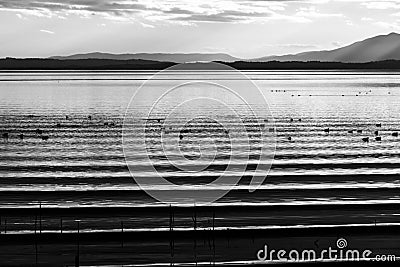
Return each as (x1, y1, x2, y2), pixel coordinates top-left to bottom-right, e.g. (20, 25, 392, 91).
(392, 132, 399, 137)
(375, 136, 382, 142)
(362, 137, 369, 143)
(324, 128, 330, 133)
(34, 128, 49, 141)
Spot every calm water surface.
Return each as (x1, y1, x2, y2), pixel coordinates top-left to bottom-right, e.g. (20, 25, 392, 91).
(0, 70, 400, 211)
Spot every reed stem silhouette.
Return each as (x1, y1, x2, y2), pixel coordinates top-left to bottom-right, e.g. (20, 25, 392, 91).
(39, 201, 42, 234)
(192, 204, 197, 231)
(76, 221, 80, 267)
(121, 221, 124, 248)
(169, 205, 175, 262)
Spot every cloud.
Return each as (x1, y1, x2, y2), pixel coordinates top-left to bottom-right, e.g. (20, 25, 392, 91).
(295, 6, 343, 19)
(373, 21, 399, 29)
(0, 0, 344, 24)
(140, 22, 154, 28)
(172, 9, 276, 23)
(361, 17, 373, 21)
(40, 29, 55, 34)
(362, 1, 400, 10)
(5, 0, 400, 25)
(15, 13, 25, 19)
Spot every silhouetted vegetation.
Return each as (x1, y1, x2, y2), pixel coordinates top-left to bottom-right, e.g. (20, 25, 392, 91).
(1, 58, 400, 70)
(224, 60, 400, 70)
(0, 58, 175, 70)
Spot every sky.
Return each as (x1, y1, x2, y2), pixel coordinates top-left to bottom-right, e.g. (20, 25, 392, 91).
(0, 0, 399, 59)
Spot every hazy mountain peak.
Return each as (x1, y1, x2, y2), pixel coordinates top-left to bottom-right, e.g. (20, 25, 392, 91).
(50, 52, 240, 63)
(254, 33, 400, 63)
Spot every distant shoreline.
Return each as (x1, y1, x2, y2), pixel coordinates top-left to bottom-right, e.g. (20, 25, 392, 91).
(1, 58, 400, 70)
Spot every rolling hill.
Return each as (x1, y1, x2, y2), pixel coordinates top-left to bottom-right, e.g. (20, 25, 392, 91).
(254, 32, 400, 63)
(51, 52, 240, 63)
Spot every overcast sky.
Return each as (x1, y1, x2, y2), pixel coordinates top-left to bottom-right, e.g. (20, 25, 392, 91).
(0, 0, 399, 58)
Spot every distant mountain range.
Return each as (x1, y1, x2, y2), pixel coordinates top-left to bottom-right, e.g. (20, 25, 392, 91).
(252, 32, 400, 63)
(48, 33, 400, 64)
(51, 53, 240, 63)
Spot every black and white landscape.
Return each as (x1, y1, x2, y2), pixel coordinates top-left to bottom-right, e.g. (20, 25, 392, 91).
(1, 0, 400, 266)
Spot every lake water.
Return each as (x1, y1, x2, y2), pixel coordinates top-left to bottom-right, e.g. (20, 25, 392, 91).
(1, 70, 400, 234)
